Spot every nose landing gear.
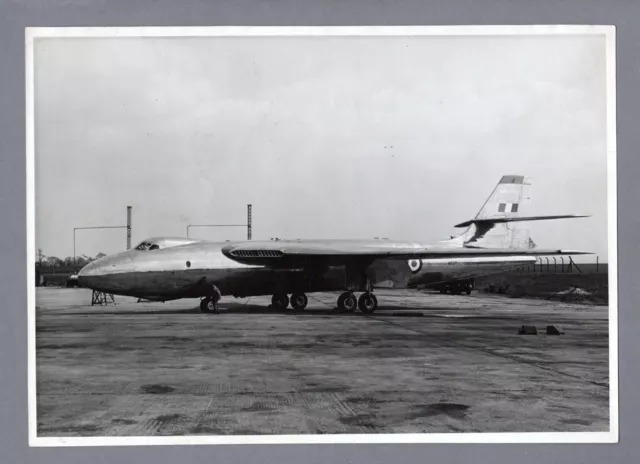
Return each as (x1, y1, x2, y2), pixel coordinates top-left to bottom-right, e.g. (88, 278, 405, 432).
(200, 284, 222, 313)
(200, 297, 218, 313)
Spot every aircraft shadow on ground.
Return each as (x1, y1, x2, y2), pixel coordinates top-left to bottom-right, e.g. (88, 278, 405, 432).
(59, 302, 475, 317)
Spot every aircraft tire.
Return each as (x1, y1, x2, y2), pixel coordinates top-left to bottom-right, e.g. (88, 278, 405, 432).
(358, 293, 378, 314)
(290, 293, 308, 311)
(337, 292, 357, 312)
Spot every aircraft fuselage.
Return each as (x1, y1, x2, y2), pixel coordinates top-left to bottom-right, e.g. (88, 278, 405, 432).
(78, 239, 535, 301)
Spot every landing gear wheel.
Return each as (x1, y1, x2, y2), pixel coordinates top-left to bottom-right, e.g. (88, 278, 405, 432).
(200, 297, 215, 313)
(271, 293, 290, 310)
(358, 292, 378, 314)
(290, 293, 308, 311)
(337, 292, 357, 312)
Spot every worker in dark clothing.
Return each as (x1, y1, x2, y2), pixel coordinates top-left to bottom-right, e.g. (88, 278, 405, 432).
(211, 284, 222, 314)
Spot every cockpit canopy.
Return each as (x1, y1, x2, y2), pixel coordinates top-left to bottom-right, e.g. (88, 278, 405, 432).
(135, 241, 159, 251)
(134, 237, 201, 251)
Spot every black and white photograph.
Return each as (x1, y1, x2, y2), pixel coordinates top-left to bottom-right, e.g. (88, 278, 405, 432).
(27, 26, 617, 445)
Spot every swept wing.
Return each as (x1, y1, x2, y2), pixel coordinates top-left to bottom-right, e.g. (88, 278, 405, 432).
(221, 240, 589, 267)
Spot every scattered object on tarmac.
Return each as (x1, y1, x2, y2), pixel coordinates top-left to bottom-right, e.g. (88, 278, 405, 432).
(518, 325, 538, 335)
(546, 325, 565, 335)
(140, 384, 174, 394)
(91, 290, 116, 306)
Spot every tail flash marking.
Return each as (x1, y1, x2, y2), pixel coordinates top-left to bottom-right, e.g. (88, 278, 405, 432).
(498, 203, 519, 213)
(474, 174, 530, 221)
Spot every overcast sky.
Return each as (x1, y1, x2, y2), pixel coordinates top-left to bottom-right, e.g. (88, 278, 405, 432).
(33, 33, 610, 262)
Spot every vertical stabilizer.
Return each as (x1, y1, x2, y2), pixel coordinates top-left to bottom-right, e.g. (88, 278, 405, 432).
(474, 175, 530, 220)
(441, 175, 533, 249)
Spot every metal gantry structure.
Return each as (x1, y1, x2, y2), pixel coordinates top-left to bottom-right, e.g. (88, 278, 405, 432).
(74, 204, 253, 262)
(73, 206, 133, 262)
(187, 204, 253, 240)
(126, 206, 132, 250)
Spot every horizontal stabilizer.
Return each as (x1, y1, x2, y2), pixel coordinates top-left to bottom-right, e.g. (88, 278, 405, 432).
(454, 214, 590, 228)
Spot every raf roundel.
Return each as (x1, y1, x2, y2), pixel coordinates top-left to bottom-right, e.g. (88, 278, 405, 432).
(408, 259, 423, 274)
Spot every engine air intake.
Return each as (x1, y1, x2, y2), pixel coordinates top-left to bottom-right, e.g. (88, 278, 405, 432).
(230, 250, 284, 258)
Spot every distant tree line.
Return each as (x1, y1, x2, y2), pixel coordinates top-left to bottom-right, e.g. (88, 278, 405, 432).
(36, 249, 107, 270)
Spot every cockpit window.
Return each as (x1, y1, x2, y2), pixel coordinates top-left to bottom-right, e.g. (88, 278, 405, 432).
(134, 237, 198, 251)
(135, 242, 155, 251)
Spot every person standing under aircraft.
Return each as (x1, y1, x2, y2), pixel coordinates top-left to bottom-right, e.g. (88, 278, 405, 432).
(212, 284, 221, 314)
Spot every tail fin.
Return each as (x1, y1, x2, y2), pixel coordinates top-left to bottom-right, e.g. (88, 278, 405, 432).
(441, 175, 588, 249)
(473, 174, 530, 221)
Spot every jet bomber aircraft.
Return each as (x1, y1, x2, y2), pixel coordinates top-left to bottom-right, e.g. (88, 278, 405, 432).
(78, 175, 590, 313)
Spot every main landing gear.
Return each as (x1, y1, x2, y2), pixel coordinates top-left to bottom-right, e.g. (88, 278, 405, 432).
(269, 291, 377, 313)
(337, 291, 378, 314)
(336, 266, 378, 314)
(271, 292, 309, 311)
(290, 292, 309, 311)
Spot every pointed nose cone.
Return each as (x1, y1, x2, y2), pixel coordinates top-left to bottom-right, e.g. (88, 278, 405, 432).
(77, 260, 98, 288)
(77, 255, 112, 289)
(78, 261, 96, 276)
(77, 251, 136, 292)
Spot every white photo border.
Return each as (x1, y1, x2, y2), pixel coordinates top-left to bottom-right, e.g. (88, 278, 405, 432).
(25, 24, 618, 447)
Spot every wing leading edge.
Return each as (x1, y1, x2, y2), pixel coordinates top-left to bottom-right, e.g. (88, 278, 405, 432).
(221, 241, 591, 267)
